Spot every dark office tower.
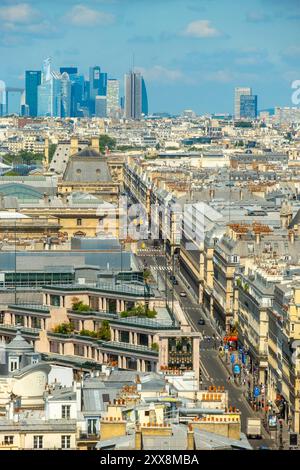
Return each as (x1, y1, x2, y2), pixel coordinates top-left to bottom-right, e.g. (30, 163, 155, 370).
(240, 94, 258, 119)
(89, 66, 101, 115)
(25, 70, 41, 117)
(60, 67, 78, 75)
(124, 71, 142, 120)
(99, 72, 108, 96)
(141, 77, 148, 116)
(89, 66, 101, 98)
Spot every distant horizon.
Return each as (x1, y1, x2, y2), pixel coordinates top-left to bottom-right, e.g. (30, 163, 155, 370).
(0, 0, 299, 114)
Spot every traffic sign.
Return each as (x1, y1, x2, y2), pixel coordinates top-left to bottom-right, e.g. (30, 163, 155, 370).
(233, 364, 241, 374)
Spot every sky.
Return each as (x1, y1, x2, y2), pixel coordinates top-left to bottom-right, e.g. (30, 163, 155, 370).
(0, 0, 300, 114)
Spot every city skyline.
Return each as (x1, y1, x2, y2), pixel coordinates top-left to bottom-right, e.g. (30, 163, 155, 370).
(0, 0, 299, 114)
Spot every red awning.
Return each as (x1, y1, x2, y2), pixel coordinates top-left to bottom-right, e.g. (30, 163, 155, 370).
(224, 335, 238, 342)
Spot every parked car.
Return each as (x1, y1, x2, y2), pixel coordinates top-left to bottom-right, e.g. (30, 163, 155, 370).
(172, 278, 178, 285)
(179, 291, 187, 297)
(198, 318, 205, 325)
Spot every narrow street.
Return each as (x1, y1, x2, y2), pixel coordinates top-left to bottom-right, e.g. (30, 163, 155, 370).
(137, 248, 276, 449)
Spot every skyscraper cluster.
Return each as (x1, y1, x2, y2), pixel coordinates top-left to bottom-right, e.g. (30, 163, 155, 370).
(234, 87, 258, 119)
(24, 59, 148, 120)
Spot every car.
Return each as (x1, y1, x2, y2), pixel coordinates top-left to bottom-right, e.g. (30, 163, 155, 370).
(179, 291, 187, 297)
(198, 318, 205, 325)
(172, 278, 178, 285)
(169, 275, 176, 280)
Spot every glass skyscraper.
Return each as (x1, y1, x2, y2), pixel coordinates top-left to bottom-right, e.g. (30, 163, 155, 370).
(234, 87, 252, 119)
(60, 72, 72, 118)
(60, 67, 78, 76)
(142, 77, 148, 116)
(95, 95, 107, 118)
(99, 72, 108, 96)
(38, 72, 63, 117)
(124, 71, 142, 120)
(240, 94, 257, 119)
(25, 70, 41, 117)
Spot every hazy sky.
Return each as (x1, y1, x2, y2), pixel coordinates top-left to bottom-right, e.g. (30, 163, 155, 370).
(0, 0, 300, 114)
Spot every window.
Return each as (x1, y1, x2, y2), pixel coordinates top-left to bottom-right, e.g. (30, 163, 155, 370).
(50, 295, 60, 307)
(9, 357, 19, 372)
(61, 435, 71, 449)
(77, 218, 82, 226)
(4, 436, 14, 445)
(62, 405, 71, 419)
(33, 435, 43, 449)
(102, 394, 110, 403)
(247, 243, 254, 254)
(87, 419, 97, 435)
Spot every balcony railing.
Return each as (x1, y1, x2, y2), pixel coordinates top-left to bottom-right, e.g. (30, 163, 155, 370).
(8, 303, 50, 313)
(44, 282, 154, 297)
(68, 310, 177, 330)
(100, 340, 159, 356)
(0, 324, 40, 335)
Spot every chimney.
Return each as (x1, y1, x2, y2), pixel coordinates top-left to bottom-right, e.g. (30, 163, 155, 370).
(91, 137, 99, 151)
(187, 424, 195, 450)
(135, 424, 142, 450)
(70, 137, 79, 156)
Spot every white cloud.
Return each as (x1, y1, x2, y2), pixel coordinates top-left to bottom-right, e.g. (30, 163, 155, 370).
(66, 4, 115, 26)
(183, 20, 220, 38)
(0, 3, 39, 24)
(136, 65, 184, 83)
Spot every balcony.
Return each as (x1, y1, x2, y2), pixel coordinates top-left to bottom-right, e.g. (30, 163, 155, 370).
(8, 303, 50, 314)
(0, 324, 40, 335)
(44, 282, 154, 298)
(68, 310, 178, 330)
(100, 340, 159, 356)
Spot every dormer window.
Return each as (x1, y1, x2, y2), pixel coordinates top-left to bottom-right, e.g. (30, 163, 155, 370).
(9, 356, 19, 372)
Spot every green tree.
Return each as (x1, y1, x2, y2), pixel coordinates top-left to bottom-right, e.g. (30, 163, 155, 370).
(4, 151, 43, 166)
(49, 143, 56, 160)
(99, 135, 116, 154)
(79, 329, 98, 338)
(98, 320, 111, 341)
(72, 300, 91, 313)
(53, 322, 74, 335)
(120, 304, 157, 319)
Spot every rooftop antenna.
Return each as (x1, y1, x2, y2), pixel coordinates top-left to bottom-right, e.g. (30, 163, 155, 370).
(132, 53, 135, 73)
